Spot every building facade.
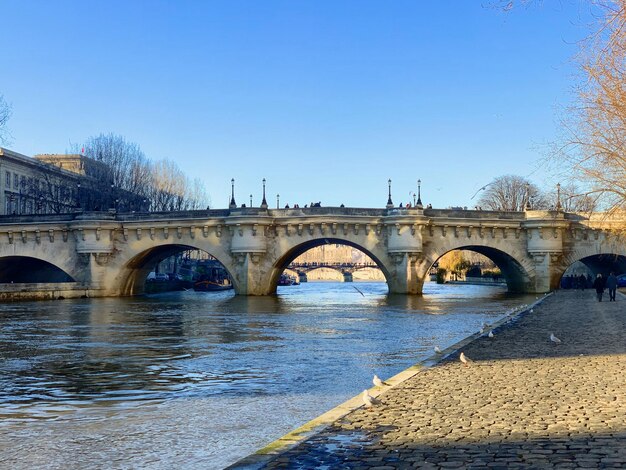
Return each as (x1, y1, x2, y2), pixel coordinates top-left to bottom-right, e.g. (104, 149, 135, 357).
(0, 148, 112, 216)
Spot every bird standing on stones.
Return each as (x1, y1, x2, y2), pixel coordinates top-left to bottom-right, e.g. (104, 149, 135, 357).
(530, 308, 534, 313)
(460, 352, 471, 366)
(373, 374, 389, 387)
(488, 330, 494, 338)
(434, 345, 442, 354)
(362, 390, 380, 408)
(550, 333, 562, 344)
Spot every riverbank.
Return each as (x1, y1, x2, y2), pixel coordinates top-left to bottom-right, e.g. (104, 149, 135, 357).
(232, 290, 626, 469)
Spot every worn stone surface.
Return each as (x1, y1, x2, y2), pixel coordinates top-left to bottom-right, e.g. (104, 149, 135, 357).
(261, 291, 626, 469)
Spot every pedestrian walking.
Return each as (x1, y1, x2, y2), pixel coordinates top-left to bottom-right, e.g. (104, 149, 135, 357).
(593, 273, 606, 302)
(606, 272, 618, 302)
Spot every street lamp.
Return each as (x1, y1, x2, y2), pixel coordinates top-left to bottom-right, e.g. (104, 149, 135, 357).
(525, 182, 532, 210)
(76, 182, 81, 209)
(416, 179, 423, 209)
(229, 178, 236, 209)
(250, 194, 253, 207)
(409, 191, 416, 206)
(277, 194, 280, 209)
(260, 178, 268, 209)
(386, 179, 394, 208)
(471, 182, 493, 200)
(8, 193, 15, 215)
(556, 183, 562, 211)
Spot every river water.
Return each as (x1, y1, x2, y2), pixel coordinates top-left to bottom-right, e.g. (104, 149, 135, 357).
(0, 282, 536, 469)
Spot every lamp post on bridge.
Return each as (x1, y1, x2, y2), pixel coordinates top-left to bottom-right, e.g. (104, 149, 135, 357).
(229, 178, 237, 209)
(556, 183, 562, 211)
(110, 183, 115, 211)
(386, 179, 394, 208)
(416, 178, 423, 209)
(525, 182, 532, 211)
(249, 194, 253, 207)
(8, 193, 15, 215)
(277, 194, 280, 209)
(260, 178, 268, 209)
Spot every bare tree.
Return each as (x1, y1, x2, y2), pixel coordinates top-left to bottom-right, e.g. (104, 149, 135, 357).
(552, 1, 626, 214)
(553, 183, 598, 212)
(76, 133, 211, 212)
(477, 175, 547, 211)
(186, 177, 211, 210)
(21, 169, 78, 214)
(0, 94, 12, 145)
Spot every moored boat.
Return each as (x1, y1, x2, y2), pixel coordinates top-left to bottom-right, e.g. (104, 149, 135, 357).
(278, 274, 298, 286)
(193, 280, 234, 291)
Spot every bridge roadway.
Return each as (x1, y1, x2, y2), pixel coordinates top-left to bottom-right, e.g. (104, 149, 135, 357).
(0, 206, 624, 298)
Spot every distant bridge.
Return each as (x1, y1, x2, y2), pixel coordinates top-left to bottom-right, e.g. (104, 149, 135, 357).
(286, 261, 382, 282)
(0, 205, 624, 297)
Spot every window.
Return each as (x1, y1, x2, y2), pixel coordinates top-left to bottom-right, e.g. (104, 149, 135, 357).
(5, 171, 10, 188)
(20, 175, 26, 189)
(13, 173, 18, 189)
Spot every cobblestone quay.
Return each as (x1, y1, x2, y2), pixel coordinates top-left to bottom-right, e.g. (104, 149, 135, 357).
(248, 291, 626, 469)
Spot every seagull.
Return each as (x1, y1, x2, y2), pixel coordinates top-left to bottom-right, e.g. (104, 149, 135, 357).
(550, 333, 562, 344)
(488, 330, 494, 338)
(530, 309, 534, 313)
(373, 374, 389, 387)
(434, 345, 442, 354)
(460, 352, 471, 366)
(362, 390, 380, 408)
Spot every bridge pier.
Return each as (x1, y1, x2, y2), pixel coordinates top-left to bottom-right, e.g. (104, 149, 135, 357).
(229, 252, 274, 295)
(387, 252, 421, 295)
(342, 271, 353, 282)
(530, 252, 562, 293)
(298, 272, 308, 283)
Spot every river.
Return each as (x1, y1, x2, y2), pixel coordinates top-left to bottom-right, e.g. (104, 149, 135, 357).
(0, 282, 537, 469)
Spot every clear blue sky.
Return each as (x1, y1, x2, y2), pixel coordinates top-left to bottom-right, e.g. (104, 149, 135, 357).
(0, 1, 592, 208)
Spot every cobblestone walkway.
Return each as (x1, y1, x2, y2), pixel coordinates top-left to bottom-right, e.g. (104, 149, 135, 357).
(261, 291, 626, 469)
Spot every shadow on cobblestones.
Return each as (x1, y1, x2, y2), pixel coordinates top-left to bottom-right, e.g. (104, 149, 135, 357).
(266, 431, 626, 469)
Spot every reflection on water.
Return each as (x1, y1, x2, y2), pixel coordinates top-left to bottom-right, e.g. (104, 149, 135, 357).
(0, 282, 536, 469)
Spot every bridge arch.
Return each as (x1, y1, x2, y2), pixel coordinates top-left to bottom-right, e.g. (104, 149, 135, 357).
(558, 247, 626, 289)
(271, 238, 392, 294)
(116, 244, 238, 296)
(0, 256, 75, 283)
(421, 245, 533, 293)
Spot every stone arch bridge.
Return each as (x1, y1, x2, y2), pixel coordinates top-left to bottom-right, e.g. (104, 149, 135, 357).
(0, 206, 624, 298)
